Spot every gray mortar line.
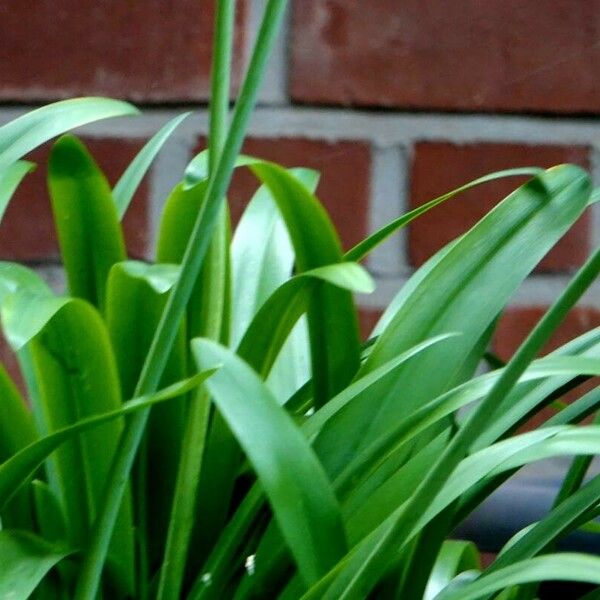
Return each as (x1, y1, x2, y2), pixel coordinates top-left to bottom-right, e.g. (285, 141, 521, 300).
(3, 107, 600, 146)
(368, 144, 407, 276)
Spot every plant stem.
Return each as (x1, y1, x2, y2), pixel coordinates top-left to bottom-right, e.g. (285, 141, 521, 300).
(209, 0, 235, 166)
(74, 2, 288, 598)
(156, 5, 236, 596)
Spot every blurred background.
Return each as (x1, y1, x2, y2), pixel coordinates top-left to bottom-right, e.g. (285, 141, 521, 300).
(0, 0, 600, 382)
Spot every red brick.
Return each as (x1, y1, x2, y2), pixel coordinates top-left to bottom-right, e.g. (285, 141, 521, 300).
(409, 143, 590, 272)
(480, 553, 497, 569)
(495, 307, 600, 361)
(494, 306, 600, 429)
(291, 1, 600, 113)
(196, 136, 371, 251)
(0, 1, 245, 102)
(358, 308, 382, 341)
(0, 138, 150, 260)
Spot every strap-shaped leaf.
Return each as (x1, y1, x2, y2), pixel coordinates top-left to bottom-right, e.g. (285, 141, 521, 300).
(0, 530, 73, 600)
(238, 262, 374, 379)
(0, 371, 211, 509)
(424, 540, 481, 600)
(0, 160, 34, 223)
(231, 166, 318, 347)
(345, 168, 541, 263)
(48, 135, 126, 310)
(320, 165, 592, 474)
(0, 97, 138, 171)
(192, 339, 346, 586)
(1, 289, 69, 351)
(185, 151, 362, 407)
(0, 362, 35, 462)
(193, 335, 455, 600)
(26, 299, 134, 591)
(434, 554, 600, 600)
(105, 260, 188, 561)
(113, 112, 190, 219)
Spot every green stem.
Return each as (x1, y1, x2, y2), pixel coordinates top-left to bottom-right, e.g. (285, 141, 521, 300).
(156, 3, 236, 597)
(74, 2, 288, 598)
(209, 0, 235, 166)
(156, 391, 212, 599)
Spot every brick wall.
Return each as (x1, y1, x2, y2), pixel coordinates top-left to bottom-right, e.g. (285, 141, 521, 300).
(2, 0, 600, 370)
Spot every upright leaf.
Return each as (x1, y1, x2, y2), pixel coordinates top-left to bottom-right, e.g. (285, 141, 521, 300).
(48, 135, 126, 311)
(105, 261, 188, 562)
(192, 339, 347, 586)
(316, 165, 592, 477)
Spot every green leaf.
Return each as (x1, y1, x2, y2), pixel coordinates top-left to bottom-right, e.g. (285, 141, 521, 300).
(194, 335, 456, 599)
(48, 135, 126, 310)
(32, 479, 68, 545)
(183, 149, 258, 189)
(0, 97, 138, 171)
(192, 339, 347, 586)
(0, 262, 65, 351)
(0, 371, 212, 509)
(0, 361, 36, 462)
(231, 168, 318, 400)
(318, 165, 592, 484)
(75, 5, 310, 595)
(344, 168, 541, 263)
(0, 361, 37, 531)
(250, 161, 362, 407)
(487, 471, 600, 576)
(238, 262, 374, 382)
(424, 541, 481, 600)
(155, 6, 235, 593)
(26, 298, 135, 592)
(339, 358, 600, 524)
(0, 160, 35, 223)
(230, 167, 318, 346)
(0, 530, 73, 600)
(156, 177, 232, 584)
(188, 152, 364, 406)
(434, 554, 600, 600)
(105, 260, 188, 563)
(113, 112, 191, 219)
(106, 261, 184, 397)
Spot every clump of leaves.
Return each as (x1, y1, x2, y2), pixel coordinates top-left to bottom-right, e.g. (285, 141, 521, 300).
(3, 1, 600, 599)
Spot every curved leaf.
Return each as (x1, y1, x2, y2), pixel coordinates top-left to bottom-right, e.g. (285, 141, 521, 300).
(424, 540, 481, 600)
(0, 97, 138, 171)
(0, 362, 36, 462)
(231, 166, 318, 347)
(0, 530, 73, 600)
(184, 151, 363, 406)
(237, 262, 373, 382)
(0, 371, 211, 509)
(345, 167, 542, 263)
(106, 260, 188, 563)
(27, 299, 134, 591)
(113, 112, 190, 218)
(434, 554, 600, 600)
(318, 165, 592, 480)
(48, 135, 126, 310)
(192, 339, 346, 586)
(0, 160, 35, 223)
(0, 262, 68, 357)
